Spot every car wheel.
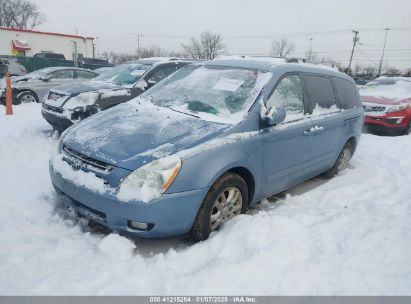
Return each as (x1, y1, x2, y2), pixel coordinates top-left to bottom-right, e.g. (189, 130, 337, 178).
(16, 91, 38, 104)
(403, 122, 411, 135)
(189, 173, 248, 242)
(323, 141, 353, 178)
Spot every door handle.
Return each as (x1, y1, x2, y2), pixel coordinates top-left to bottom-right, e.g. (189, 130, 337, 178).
(303, 125, 324, 136)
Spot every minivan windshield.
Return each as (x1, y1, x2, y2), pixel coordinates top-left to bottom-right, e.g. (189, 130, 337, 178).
(94, 63, 152, 87)
(141, 65, 272, 124)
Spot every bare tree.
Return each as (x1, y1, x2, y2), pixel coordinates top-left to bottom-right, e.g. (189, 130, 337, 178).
(181, 31, 225, 59)
(0, 0, 44, 29)
(305, 49, 318, 62)
(138, 45, 169, 59)
(353, 64, 378, 80)
(318, 56, 343, 70)
(271, 38, 295, 58)
(383, 66, 402, 76)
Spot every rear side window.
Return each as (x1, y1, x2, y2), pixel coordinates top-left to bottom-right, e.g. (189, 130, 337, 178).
(304, 75, 338, 114)
(334, 77, 360, 109)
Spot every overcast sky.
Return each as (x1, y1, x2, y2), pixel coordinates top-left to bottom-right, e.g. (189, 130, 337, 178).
(31, 0, 411, 69)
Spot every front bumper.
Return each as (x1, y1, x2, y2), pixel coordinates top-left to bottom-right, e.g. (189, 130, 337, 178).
(364, 110, 410, 133)
(41, 107, 74, 132)
(50, 161, 209, 238)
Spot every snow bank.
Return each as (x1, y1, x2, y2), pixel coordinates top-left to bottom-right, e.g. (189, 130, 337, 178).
(1, 103, 411, 295)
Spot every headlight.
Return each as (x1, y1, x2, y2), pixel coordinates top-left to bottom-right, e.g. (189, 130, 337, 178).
(63, 92, 99, 110)
(117, 156, 181, 203)
(387, 104, 409, 113)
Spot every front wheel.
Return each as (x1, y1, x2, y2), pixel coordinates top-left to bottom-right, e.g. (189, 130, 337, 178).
(16, 91, 38, 104)
(323, 141, 353, 178)
(189, 173, 248, 242)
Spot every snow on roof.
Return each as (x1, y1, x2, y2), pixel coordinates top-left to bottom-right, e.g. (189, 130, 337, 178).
(212, 55, 343, 75)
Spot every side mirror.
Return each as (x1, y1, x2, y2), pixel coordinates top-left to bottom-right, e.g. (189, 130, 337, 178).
(147, 79, 157, 87)
(0, 64, 8, 78)
(40, 75, 53, 81)
(262, 105, 286, 127)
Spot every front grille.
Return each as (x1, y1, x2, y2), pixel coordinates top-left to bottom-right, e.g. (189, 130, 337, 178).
(363, 105, 386, 112)
(43, 103, 63, 113)
(62, 145, 113, 172)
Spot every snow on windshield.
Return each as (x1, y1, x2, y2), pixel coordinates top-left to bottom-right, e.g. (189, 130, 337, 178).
(94, 63, 151, 87)
(141, 65, 272, 124)
(360, 79, 411, 101)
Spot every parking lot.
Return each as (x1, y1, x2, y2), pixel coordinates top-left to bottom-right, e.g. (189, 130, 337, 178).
(1, 103, 410, 295)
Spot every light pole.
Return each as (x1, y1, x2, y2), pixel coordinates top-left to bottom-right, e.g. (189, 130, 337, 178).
(377, 28, 391, 77)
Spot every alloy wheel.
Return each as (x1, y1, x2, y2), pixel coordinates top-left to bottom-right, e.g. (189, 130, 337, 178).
(20, 93, 37, 103)
(338, 147, 351, 173)
(210, 187, 242, 231)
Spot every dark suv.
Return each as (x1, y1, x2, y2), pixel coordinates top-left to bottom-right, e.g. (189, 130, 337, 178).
(41, 58, 195, 132)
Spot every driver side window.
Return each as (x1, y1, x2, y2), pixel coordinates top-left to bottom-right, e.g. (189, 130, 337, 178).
(147, 65, 178, 84)
(266, 74, 305, 123)
(49, 69, 74, 79)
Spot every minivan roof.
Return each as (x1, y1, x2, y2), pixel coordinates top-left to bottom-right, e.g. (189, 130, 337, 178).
(125, 57, 197, 66)
(206, 55, 350, 80)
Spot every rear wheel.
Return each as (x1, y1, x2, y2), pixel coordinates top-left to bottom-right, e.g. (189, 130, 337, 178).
(16, 91, 38, 104)
(189, 173, 248, 242)
(323, 141, 353, 178)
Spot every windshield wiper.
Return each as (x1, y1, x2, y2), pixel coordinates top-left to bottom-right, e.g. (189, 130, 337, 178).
(166, 106, 200, 118)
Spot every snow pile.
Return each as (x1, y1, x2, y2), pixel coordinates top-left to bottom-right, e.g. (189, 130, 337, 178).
(0, 103, 411, 295)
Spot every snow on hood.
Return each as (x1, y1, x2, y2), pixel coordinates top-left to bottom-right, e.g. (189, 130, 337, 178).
(51, 81, 123, 96)
(62, 99, 230, 170)
(360, 79, 411, 102)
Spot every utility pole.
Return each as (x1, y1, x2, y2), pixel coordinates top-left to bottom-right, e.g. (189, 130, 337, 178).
(377, 28, 391, 77)
(308, 38, 313, 61)
(347, 30, 359, 75)
(73, 41, 79, 67)
(136, 34, 143, 59)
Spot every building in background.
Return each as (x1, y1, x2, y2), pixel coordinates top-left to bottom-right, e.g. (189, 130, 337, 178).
(0, 27, 94, 60)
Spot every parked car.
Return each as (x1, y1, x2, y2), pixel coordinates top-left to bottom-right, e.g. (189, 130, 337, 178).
(49, 57, 363, 241)
(353, 77, 368, 89)
(33, 52, 66, 60)
(0, 67, 98, 105)
(0, 57, 27, 76)
(361, 77, 411, 135)
(41, 58, 195, 132)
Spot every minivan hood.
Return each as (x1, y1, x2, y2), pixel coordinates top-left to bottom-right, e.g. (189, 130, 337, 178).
(62, 100, 230, 170)
(52, 81, 122, 96)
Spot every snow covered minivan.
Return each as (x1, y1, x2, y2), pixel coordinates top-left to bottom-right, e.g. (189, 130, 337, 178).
(50, 57, 363, 241)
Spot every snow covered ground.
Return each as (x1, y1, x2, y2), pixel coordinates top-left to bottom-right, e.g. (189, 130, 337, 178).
(0, 103, 410, 295)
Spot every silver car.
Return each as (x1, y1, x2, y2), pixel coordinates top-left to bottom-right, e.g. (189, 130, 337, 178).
(0, 67, 98, 104)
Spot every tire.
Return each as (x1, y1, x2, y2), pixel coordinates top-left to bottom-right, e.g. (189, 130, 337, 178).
(323, 141, 353, 178)
(189, 173, 249, 242)
(402, 121, 411, 135)
(16, 91, 38, 104)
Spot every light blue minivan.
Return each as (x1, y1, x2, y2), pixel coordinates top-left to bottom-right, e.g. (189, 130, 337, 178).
(50, 57, 363, 241)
